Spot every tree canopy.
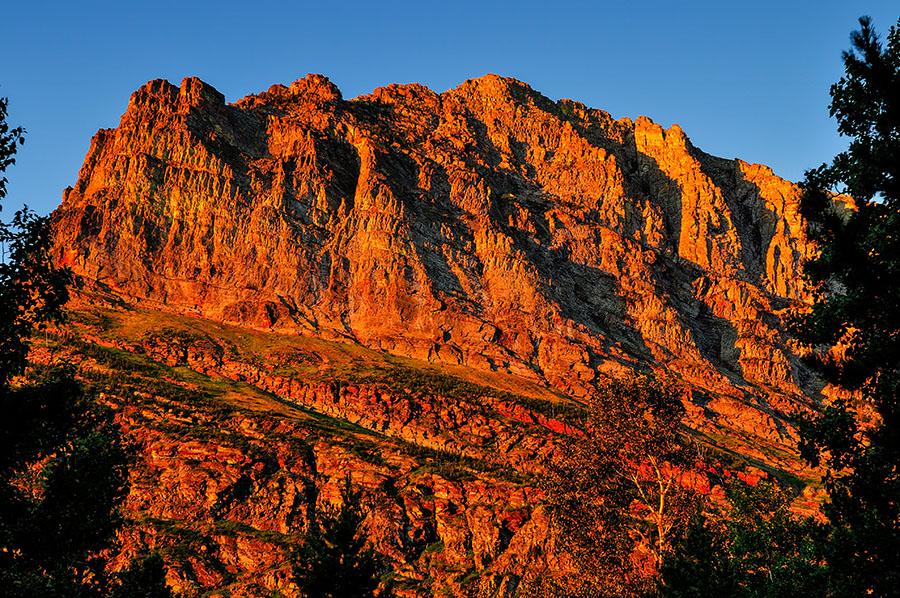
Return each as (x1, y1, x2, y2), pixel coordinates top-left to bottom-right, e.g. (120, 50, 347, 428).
(292, 478, 390, 598)
(792, 15, 900, 597)
(659, 480, 827, 598)
(540, 375, 697, 597)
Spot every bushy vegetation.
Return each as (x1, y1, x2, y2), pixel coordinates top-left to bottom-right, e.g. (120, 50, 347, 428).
(540, 375, 830, 598)
(660, 480, 827, 598)
(540, 375, 698, 597)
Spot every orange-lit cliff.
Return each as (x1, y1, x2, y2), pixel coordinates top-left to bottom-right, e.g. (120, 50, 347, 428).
(48, 74, 821, 596)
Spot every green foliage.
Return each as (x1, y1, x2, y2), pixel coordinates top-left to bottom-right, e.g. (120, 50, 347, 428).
(0, 209, 69, 386)
(660, 481, 827, 598)
(0, 98, 69, 386)
(292, 479, 391, 598)
(0, 368, 130, 596)
(544, 375, 697, 597)
(791, 15, 900, 596)
(796, 14, 900, 401)
(0, 96, 25, 204)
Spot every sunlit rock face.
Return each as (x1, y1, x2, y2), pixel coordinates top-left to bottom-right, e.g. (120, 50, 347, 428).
(53, 73, 814, 444)
(49, 73, 824, 597)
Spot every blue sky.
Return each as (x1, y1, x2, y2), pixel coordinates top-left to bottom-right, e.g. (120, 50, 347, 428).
(4, 1, 899, 215)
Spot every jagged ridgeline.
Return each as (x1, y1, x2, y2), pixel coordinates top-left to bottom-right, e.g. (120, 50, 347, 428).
(49, 74, 819, 596)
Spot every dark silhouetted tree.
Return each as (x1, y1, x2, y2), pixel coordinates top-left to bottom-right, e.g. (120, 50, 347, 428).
(791, 15, 900, 597)
(660, 480, 827, 598)
(108, 553, 172, 598)
(292, 479, 390, 598)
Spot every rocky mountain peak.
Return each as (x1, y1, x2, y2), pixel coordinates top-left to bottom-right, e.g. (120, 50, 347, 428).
(46, 72, 827, 596)
(53, 73, 813, 441)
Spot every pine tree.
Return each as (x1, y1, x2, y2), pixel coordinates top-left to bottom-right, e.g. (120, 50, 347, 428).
(791, 15, 900, 597)
(292, 479, 390, 598)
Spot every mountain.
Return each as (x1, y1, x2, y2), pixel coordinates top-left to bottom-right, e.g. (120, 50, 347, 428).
(48, 74, 821, 596)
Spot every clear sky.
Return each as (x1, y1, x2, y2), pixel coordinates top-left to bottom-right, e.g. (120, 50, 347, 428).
(3, 0, 899, 215)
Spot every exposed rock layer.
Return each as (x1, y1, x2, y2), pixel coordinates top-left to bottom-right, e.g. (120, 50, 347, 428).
(38, 303, 796, 597)
(54, 74, 813, 422)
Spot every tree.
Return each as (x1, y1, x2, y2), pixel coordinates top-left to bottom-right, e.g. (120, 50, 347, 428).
(108, 553, 173, 598)
(0, 369, 126, 596)
(791, 15, 900, 597)
(0, 95, 170, 597)
(0, 99, 69, 385)
(292, 478, 390, 598)
(542, 375, 698, 597)
(659, 480, 827, 598)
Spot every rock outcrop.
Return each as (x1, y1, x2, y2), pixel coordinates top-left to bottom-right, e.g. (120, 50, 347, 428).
(48, 73, 824, 595)
(53, 73, 813, 426)
(37, 305, 589, 596)
(39, 302, 801, 597)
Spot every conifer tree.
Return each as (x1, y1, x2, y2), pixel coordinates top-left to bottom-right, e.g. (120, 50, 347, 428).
(292, 479, 390, 598)
(791, 15, 900, 597)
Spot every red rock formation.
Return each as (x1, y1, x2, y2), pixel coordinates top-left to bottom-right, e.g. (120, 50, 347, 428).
(40, 307, 581, 596)
(53, 74, 814, 425)
(48, 73, 825, 595)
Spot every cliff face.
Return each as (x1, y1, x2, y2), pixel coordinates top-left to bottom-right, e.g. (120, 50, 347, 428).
(53, 74, 811, 407)
(49, 74, 821, 595)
